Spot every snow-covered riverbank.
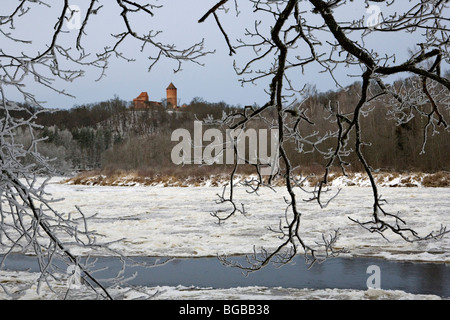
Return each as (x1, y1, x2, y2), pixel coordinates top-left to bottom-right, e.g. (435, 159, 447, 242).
(0, 269, 443, 300)
(63, 171, 450, 188)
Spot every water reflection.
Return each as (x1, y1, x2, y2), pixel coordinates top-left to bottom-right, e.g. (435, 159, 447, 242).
(1, 254, 448, 298)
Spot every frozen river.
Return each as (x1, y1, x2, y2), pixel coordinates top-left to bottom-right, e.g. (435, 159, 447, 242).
(0, 177, 448, 299)
(46, 178, 449, 262)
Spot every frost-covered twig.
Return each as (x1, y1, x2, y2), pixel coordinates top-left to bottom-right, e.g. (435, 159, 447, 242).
(202, 0, 449, 274)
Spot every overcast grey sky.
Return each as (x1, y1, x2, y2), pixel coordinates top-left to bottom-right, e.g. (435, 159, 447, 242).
(2, 1, 448, 109)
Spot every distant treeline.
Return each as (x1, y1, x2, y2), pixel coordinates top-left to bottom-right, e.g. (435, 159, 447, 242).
(10, 76, 450, 176)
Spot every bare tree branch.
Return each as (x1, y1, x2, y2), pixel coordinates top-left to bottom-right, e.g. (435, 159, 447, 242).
(200, 0, 449, 273)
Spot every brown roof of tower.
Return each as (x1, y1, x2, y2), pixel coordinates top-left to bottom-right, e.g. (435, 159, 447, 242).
(167, 82, 176, 90)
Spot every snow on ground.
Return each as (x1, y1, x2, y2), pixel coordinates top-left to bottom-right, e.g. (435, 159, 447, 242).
(63, 171, 449, 188)
(0, 270, 442, 300)
(44, 177, 449, 262)
(1, 176, 449, 300)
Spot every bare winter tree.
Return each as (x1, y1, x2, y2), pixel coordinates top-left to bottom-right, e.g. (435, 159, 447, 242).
(199, 0, 449, 272)
(0, 1, 206, 299)
(0, 0, 449, 297)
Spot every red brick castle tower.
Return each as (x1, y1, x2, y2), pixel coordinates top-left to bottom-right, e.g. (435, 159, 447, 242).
(166, 82, 177, 109)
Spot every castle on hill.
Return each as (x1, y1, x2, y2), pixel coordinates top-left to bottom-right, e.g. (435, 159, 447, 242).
(133, 82, 181, 110)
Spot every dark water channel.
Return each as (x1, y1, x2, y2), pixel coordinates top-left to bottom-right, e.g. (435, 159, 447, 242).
(1, 254, 449, 298)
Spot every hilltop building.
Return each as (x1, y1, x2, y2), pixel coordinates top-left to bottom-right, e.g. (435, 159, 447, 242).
(133, 83, 180, 110)
(166, 82, 178, 109)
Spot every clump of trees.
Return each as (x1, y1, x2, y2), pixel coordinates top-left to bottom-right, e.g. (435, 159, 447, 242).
(284, 76, 450, 173)
(12, 97, 129, 172)
(16, 96, 240, 174)
(21, 75, 448, 176)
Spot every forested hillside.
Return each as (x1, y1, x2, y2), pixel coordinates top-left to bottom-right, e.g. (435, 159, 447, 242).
(11, 76, 449, 177)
